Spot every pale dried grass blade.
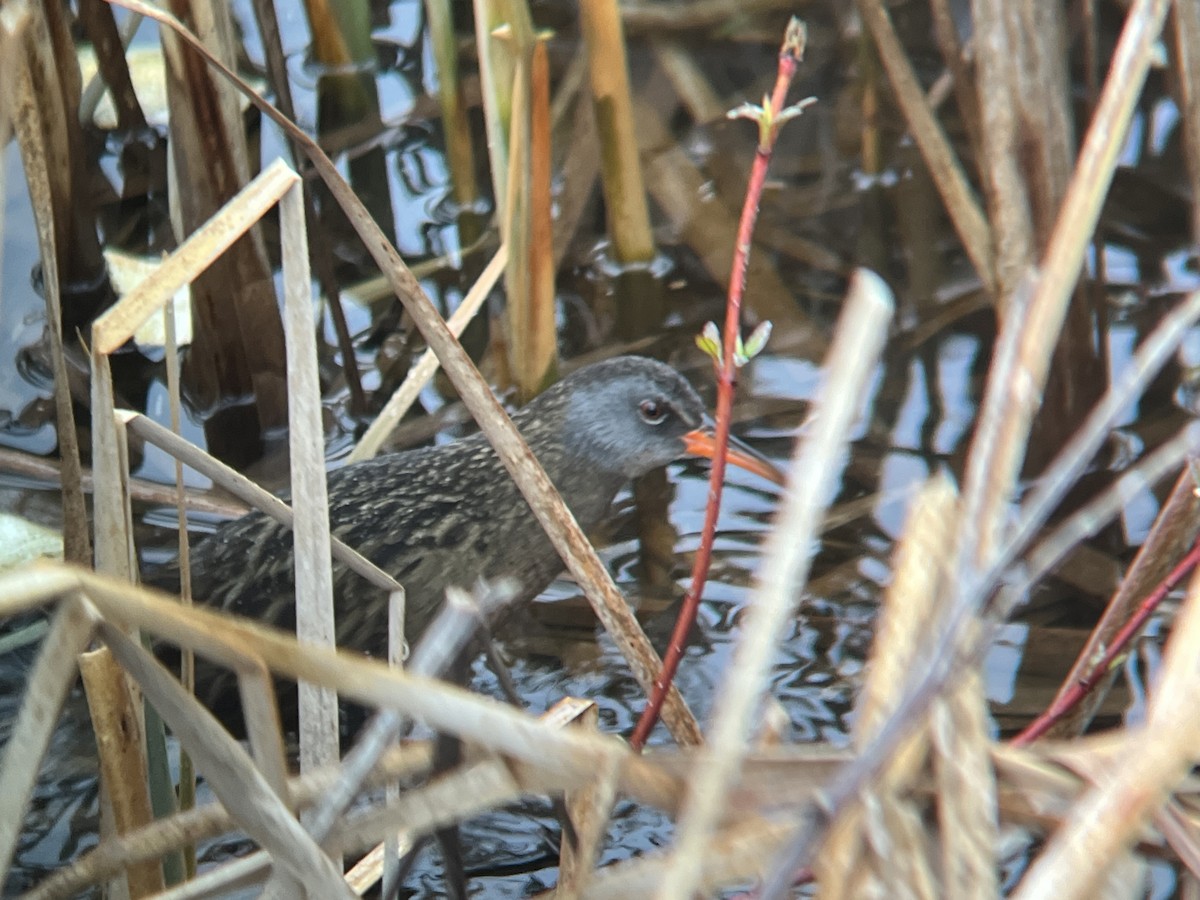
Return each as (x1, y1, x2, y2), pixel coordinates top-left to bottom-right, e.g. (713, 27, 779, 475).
(0, 597, 96, 887)
(66, 567, 625, 785)
(235, 664, 290, 802)
(125, 413, 400, 592)
(92, 158, 299, 354)
(579, 0, 655, 263)
(661, 270, 893, 899)
(820, 475, 957, 893)
(333, 758, 523, 855)
(349, 244, 508, 463)
(299, 585, 491, 866)
(95, 620, 354, 899)
(931, 660, 997, 898)
(569, 816, 796, 899)
(559, 704, 619, 897)
(1156, 801, 1200, 882)
(27, 743, 433, 900)
(1001, 0, 1169, 494)
(279, 178, 340, 778)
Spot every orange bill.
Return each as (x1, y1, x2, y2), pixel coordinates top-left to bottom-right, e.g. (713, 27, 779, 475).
(683, 428, 787, 487)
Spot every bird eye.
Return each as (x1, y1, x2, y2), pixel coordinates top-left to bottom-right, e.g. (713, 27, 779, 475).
(639, 399, 668, 424)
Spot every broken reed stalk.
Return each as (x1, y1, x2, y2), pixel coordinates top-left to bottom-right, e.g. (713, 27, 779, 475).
(660, 269, 894, 899)
(0, 447, 248, 518)
(527, 37, 558, 393)
(500, 32, 558, 400)
(26, 742, 434, 900)
(630, 16, 811, 749)
(116, 0, 704, 745)
(424, 0, 478, 207)
(79, 646, 165, 898)
(578, 0, 655, 264)
(473, 0, 535, 219)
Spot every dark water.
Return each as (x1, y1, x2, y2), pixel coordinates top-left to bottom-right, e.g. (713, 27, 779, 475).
(2, 0, 1197, 896)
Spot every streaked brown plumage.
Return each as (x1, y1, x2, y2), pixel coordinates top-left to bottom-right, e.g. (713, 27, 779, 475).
(148, 356, 762, 714)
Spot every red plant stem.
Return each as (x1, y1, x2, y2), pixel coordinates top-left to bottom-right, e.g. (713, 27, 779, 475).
(1011, 534, 1200, 747)
(630, 22, 807, 749)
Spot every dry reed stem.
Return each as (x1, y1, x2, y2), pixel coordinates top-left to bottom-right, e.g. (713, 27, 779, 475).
(1002, 289, 1200, 573)
(113, 0, 705, 744)
(0, 597, 96, 887)
(279, 180, 340, 777)
(819, 476, 956, 894)
(424, 0, 478, 206)
(95, 618, 354, 898)
(931, 648, 997, 898)
(659, 270, 893, 899)
(501, 36, 557, 401)
(970, 0, 1034, 299)
(986, 0, 1169, 525)
(346, 698, 597, 896)
(651, 42, 724, 124)
(92, 159, 298, 354)
(1173, 0, 1200, 244)
(26, 744, 434, 900)
(78, 647, 164, 897)
(235, 664, 290, 800)
(348, 245, 507, 462)
(1014, 564, 1200, 898)
(127, 414, 399, 591)
(1019, 424, 1200, 592)
(526, 37, 558, 392)
(856, 0, 995, 293)
(0, 447, 248, 518)
(473, 0, 534, 219)
(565, 816, 797, 899)
(579, 0, 655, 263)
(7, 3, 92, 566)
(299, 586, 490, 865)
(9, 565, 665, 793)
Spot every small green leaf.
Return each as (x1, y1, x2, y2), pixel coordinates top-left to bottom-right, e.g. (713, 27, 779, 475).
(696, 321, 722, 362)
(743, 320, 773, 359)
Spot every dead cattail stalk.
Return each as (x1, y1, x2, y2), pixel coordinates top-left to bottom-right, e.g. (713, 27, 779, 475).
(579, 0, 655, 264)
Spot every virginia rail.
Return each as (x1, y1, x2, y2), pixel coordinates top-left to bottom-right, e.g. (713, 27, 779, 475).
(148, 356, 776, 712)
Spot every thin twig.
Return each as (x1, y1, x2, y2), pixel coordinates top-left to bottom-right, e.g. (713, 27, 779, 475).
(630, 16, 812, 750)
(659, 269, 892, 899)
